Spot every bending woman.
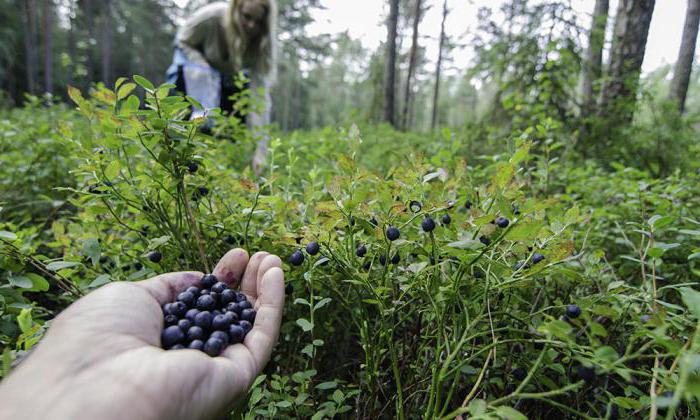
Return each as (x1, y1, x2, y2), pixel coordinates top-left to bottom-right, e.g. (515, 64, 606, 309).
(167, 0, 277, 173)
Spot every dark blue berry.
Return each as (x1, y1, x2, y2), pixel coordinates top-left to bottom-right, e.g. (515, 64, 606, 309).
(289, 250, 304, 266)
(161, 325, 185, 348)
(225, 311, 239, 322)
(641, 314, 651, 324)
(306, 242, 320, 256)
(204, 337, 225, 357)
(220, 289, 237, 305)
(211, 282, 228, 294)
(229, 324, 244, 343)
(185, 308, 200, 321)
(196, 294, 216, 311)
(442, 214, 451, 225)
(566, 304, 582, 319)
(177, 319, 192, 331)
(409, 200, 422, 213)
(212, 309, 222, 317)
(210, 292, 220, 304)
(201, 274, 218, 288)
(464, 201, 472, 210)
(170, 301, 187, 317)
(188, 339, 204, 350)
(479, 236, 491, 246)
(370, 217, 378, 227)
(162, 303, 172, 315)
(422, 217, 436, 232)
(285, 283, 293, 295)
(164, 314, 178, 326)
(134, 262, 144, 271)
(238, 320, 252, 333)
(212, 314, 231, 331)
(512, 367, 527, 381)
(390, 254, 400, 264)
(224, 235, 236, 245)
(194, 311, 213, 329)
(197, 186, 209, 197)
(576, 365, 595, 383)
(496, 217, 510, 228)
(210, 330, 230, 346)
(185, 286, 200, 295)
(534, 341, 544, 350)
(226, 302, 239, 313)
(532, 253, 545, 264)
(514, 261, 525, 271)
(356, 245, 367, 257)
(147, 250, 162, 263)
(238, 300, 252, 311)
(177, 291, 196, 307)
(241, 308, 256, 323)
(379, 255, 387, 265)
(187, 162, 199, 173)
(170, 344, 185, 350)
(234, 292, 247, 302)
(199, 289, 210, 295)
(187, 326, 205, 341)
(386, 226, 400, 241)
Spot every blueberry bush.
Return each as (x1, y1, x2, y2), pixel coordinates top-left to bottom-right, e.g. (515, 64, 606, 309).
(1, 77, 700, 419)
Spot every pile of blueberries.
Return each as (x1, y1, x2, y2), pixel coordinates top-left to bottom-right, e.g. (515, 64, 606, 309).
(160, 273, 255, 357)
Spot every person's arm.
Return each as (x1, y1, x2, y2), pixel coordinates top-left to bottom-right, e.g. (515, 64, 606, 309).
(176, 6, 217, 66)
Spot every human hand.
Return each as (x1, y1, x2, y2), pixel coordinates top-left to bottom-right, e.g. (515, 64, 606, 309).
(0, 249, 284, 420)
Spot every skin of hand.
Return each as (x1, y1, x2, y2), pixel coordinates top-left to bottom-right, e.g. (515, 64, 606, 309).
(0, 249, 285, 420)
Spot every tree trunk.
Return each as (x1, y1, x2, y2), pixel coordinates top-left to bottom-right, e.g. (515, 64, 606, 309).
(581, 0, 609, 119)
(431, 0, 448, 131)
(670, 0, 700, 113)
(598, 0, 655, 127)
(67, 0, 76, 87)
(83, 0, 95, 89)
(383, 0, 399, 126)
(401, 0, 422, 130)
(42, 0, 53, 95)
(100, 0, 113, 87)
(23, 0, 40, 95)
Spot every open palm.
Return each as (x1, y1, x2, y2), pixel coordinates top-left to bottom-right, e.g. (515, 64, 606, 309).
(0, 249, 284, 420)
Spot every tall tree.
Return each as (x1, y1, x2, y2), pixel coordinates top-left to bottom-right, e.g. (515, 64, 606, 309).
(100, 0, 113, 87)
(598, 0, 655, 127)
(670, 0, 700, 113)
(42, 0, 53, 94)
(580, 0, 608, 120)
(23, 0, 40, 94)
(401, 0, 423, 129)
(431, 0, 448, 130)
(383, 0, 399, 126)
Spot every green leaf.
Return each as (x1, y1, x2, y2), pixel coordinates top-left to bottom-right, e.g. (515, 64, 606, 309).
(17, 308, 33, 334)
(495, 405, 527, 420)
(9, 275, 32, 289)
(275, 401, 292, 408)
(314, 297, 332, 311)
(82, 238, 101, 265)
(46, 261, 81, 271)
(117, 83, 137, 100)
(104, 161, 120, 180)
(315, 381, 337, 390)
(133, 75, 154, 91)
(296, 318, 313, 332)
(505, 220, 544, 241)
(447, 239, 484, 250)
(25, 273, 49, 292)
(612, 396, 643, 409)
(0, 231, 17, 240)
(680, 287, 700, 319)
(89, 274, 112, 288)
(649, 215, 674, 229)
(467, 399, 487, 415)
(538, 320, 572, 341)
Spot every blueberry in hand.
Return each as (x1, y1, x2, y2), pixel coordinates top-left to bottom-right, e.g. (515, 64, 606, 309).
(306, 241, 320, 256)
(212, 314, 231, 331)
(220, 289, 237, 305)
(185, 286, 200, 296)
(161, 325, 185, 348)
(201, 273, 218, 288)
(386, 226, 400, 241)
(566, 304, 581, 319)
(229, 324, 244, 344)
(164, 314, 178, 326)
(241, 308, 256, 323)
(177, 291, 196, 307)
(238, 320, 252, 333)
(147, 250, 162, 263)
(170, 301, 187, 317)
(177, 319, 192, 331)
(185, 308, 200, 321)
(188, 339, 204, 351)
(422, 217, 436, 232)
(496, 217, 509, 228)
(289, 250, 304, 266)
(187, 325, 205, 341)
(194, 311, 213, 329)
(211, 281, 228, 294)
(210, 330, 230, 346)
(196, 294, 216, 311)
(203, 337, 225, 357)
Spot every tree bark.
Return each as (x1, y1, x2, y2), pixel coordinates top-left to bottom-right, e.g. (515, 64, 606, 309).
(401, 0, 422, 130)
(383, 0, 399, 126)
(670, 0, 700, 113)
(100, 0, 113, 87)
(42, 0, 53, 94)
(431, 0, 448, 131)
(23, 0, 40, 95)
(581, 0, 608, 119)
(598, 0, 655, 126)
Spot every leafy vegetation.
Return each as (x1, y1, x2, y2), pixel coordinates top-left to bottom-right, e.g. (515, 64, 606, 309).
(1, 75, 699, 419)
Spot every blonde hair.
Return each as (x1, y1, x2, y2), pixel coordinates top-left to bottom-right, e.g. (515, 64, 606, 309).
(224, 0, 277, 86)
